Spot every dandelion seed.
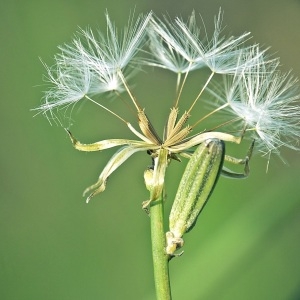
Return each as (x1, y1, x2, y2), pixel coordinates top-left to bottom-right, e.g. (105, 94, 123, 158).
(147, 11, 204, 74)
(34, 11, 152, 122)
(209, 57, 300, 156)
(147, 9, 256, 76)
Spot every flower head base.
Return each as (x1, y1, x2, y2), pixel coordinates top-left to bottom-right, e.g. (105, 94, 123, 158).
(35, 11, 300, 204)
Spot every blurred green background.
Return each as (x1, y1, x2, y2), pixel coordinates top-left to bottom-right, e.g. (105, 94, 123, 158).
(1, 0, 300, 299)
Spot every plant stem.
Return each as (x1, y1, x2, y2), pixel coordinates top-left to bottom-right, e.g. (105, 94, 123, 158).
(150, 191, 172, 300)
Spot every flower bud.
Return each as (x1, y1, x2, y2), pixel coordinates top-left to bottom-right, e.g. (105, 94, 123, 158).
(166, 139, 225, 255)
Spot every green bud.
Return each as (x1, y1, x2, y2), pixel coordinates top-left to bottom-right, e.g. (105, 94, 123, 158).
(166, 139, 225, 255)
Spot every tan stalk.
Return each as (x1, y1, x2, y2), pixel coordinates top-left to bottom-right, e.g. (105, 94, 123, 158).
(117, 69, 141, 111)
(191, 102, 230, 128)
(174, 61, 193, 108)
(187, 71, 215, 114)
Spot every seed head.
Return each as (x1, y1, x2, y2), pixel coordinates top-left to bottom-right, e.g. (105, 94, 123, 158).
(34, 10, 300, 202)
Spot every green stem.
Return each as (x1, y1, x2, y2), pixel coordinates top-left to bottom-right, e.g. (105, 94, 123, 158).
(150, 191, 172, 300)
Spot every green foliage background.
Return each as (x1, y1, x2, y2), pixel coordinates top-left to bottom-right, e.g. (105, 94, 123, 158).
(1, 0, 300, 299)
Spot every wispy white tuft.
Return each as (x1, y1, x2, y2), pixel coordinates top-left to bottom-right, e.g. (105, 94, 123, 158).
(147, 9, 256, 75)
(210, 58, 300, 155)
(34, 11, 152, 119)
(147, 11, 205, 73)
